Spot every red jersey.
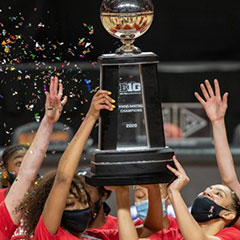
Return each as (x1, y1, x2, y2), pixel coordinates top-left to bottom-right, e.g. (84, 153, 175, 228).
(0, 188, 7, 203)
(215, 227, 240, 240)
(149, 217, 240, 240)
(0, 201, 18, 240)
(0, 188, 31, 240)
(87, 229, 119, 240)
(10, 218, 34, 240)
(11, 215, 118, 240)
(35, 215, 119, 240)
(87, 215, 118, 231)
(167, 216, 179, 229)
(10, 235, 33, 240)
(86, 215, 144, 240)
(134, 218, 144, 227)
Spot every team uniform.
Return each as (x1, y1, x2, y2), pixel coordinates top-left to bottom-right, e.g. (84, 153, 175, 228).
(0, 188, 32, 240)
(87, 215, 118, 232)
(149, 217, 240, 240)
(35, 215, 119, 240)
(0, 188, 7, 203)
(0, 201, 18, 240)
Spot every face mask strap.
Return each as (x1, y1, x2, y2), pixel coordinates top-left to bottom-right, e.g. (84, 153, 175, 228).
(7, 171, 17, 185)
(103, 202, 111, 216)
(162, 196, 168, 204)
(91, 198, 102, 222)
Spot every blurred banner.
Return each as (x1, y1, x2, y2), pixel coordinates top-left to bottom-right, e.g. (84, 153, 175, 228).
(162, 103, 212, 147)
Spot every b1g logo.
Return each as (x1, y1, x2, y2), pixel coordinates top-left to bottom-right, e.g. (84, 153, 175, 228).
(119, 82, 141, 95)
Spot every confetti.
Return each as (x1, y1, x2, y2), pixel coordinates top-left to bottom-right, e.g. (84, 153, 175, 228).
(37, 22, 45, 28)
(0, 6, 98, 145)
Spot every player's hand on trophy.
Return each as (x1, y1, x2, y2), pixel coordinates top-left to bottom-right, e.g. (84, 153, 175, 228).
(86, 90, 116, 120)
(44, 76, 67, 123)
(167, 156, 190, 193)
(194, 79, 228, 123)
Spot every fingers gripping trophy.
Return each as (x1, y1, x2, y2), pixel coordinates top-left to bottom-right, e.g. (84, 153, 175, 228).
(85, 0, 176, 186)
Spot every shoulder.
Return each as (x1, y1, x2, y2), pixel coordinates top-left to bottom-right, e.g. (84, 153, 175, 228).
(0, 188, 6, 203)
(0, 188, 7, 194)
(0, 201, 18, 239)
(106, 215, 117, 223)
(88, 215, 118, 231)
(168, 216, 179, 229)
(87, 228, 119, 240)
(149, 227, 183, 240)
(35, 215, 66, 239)
(215, 226, 240, 240)
(103, 215, 118, 229)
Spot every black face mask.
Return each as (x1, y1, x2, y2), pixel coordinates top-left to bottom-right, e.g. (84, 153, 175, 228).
(61, 207, 92, 233)
(89, 199, 102, 224)
(7, 171, 16, 185)
(6, 171, 40, 186)
(191, 196, 228, 223)
(103, 202, 111, 216)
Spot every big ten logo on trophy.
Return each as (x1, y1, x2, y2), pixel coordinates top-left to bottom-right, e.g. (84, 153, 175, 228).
(119, 82, 141, 94)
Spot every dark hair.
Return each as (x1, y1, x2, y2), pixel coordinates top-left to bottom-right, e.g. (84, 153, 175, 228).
(95, 186, 112, 199)
(18, 170, 91, 237)
(225, 186, 240, 227)
(0, 144, 27, 169)
(77, 168, 112, 200)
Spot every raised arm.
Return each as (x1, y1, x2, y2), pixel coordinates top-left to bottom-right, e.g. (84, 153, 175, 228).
(167, 157, 219, 240)
(116, 184, 163, 239)
(42, 90, 114, 235)
(5, 76, 67, 224)
(115, 186, 139, 240)
(194, 79, 240, 199)
(137, 184, 164, 238)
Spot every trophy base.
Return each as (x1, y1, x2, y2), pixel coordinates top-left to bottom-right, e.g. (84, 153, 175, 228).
(85, 147, 175, 186)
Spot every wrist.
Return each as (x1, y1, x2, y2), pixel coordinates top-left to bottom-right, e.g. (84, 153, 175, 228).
(116, 187, 129, 201)
(116, 191, 130, 209)
(115, 187, 129, 196)
(85, 112, 99, 122)
(148, 185, 160, 197)
(42, 115, 55, 126)
(167, 188, 180, 200)
(211, 118, 225, 125)
(147, 184, 160, 191)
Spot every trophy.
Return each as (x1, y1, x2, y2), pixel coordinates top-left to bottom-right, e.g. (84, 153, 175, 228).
(85, 0, 175, 186)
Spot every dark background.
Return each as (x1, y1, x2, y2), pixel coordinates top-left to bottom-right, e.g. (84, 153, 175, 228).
(1, 0, 240, 146)
(0, 0, 239, 61)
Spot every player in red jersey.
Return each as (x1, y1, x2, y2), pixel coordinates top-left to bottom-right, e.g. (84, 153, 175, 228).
(111, 156, 240, 240)
(19, 90, 117, 240)
(0, 76, 67, 239)
(195, 79, 240, 228)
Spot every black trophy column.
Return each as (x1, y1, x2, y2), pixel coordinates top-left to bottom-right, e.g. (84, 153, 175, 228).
(85, 52, 175, 186)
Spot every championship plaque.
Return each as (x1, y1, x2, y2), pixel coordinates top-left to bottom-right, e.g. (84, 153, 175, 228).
(85, 0, 175, 186)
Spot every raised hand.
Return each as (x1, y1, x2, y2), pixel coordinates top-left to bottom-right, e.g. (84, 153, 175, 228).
(167, 156, 190, 193)
(194, 79, 228, 123)
(86, 90, 115, 120)
(44, 76, 67, 123)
